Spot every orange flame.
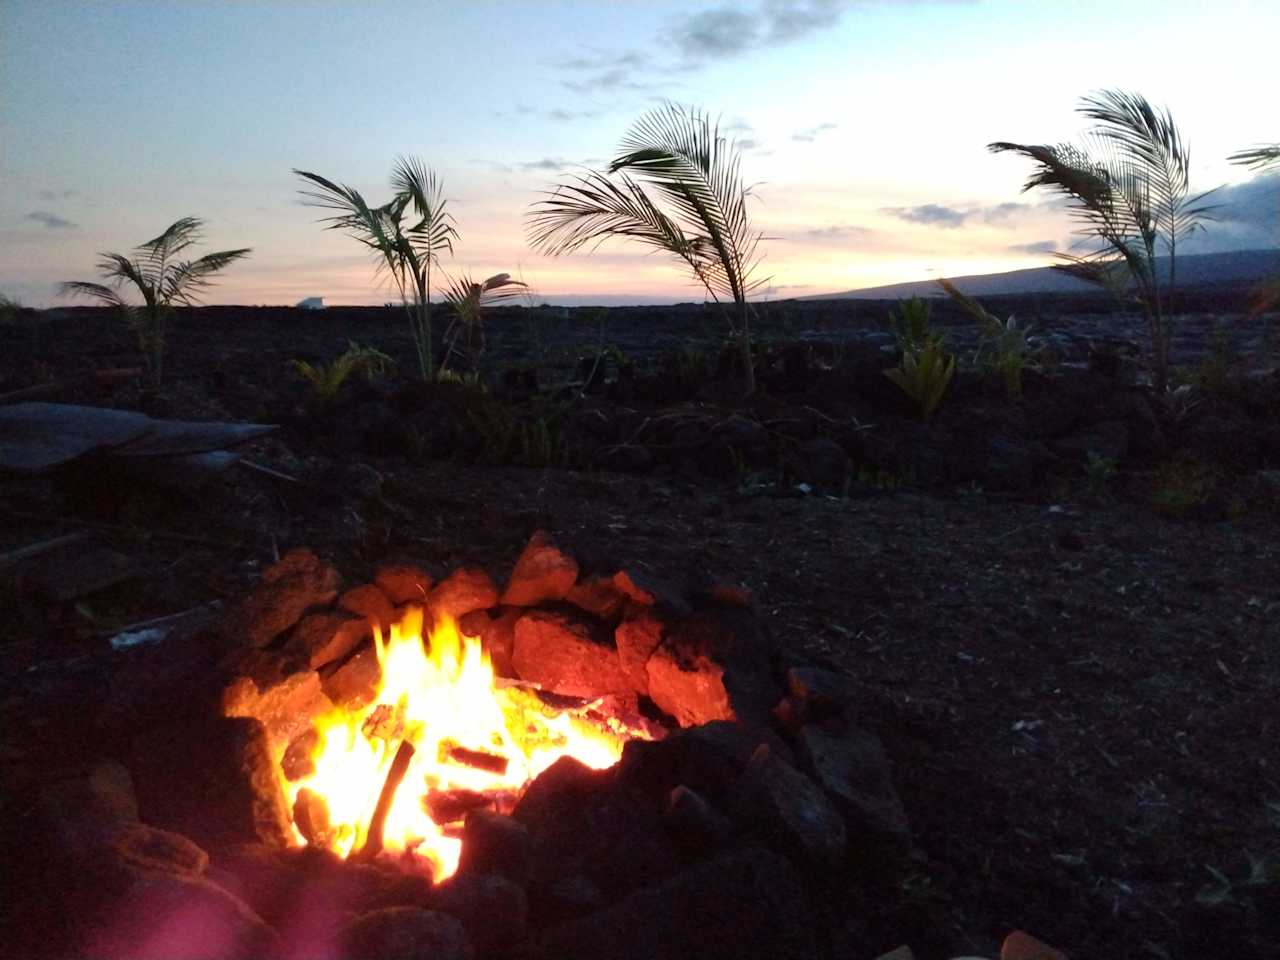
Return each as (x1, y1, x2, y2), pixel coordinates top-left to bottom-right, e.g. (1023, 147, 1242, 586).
(285, 608, 626, 879)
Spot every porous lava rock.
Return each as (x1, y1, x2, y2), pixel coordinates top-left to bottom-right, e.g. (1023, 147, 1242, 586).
(614, 613, 665, 697)
(743, 743, 847, 871)
(221, 548, 341, 648)
(337, 907, 473, 960)
(528, 847, 816, 960)
(430, 871, 529, 953)
(223, 665, 329, 748)
(374, 563, 433, 606)
(77, 870, 280, 960)
(319, 642, 381, 709)
(457, 606, 521, 678)
(337, 583, 398, 630)
(501, 530, 580, 606)
(796, 724, 911, 847)
(457, 809, 532, 887)
(285, 610, 370, 670)
(129, 715, 293, 850)
(511, 607, 630, 698)
(428, 566, 499, 621)
(645, 608, 776, 727)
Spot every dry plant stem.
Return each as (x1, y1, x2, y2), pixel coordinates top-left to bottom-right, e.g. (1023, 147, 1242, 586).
(354, 739, 416, 862)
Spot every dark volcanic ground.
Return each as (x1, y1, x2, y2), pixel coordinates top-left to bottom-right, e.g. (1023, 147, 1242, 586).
(2, 292, 1278, 959)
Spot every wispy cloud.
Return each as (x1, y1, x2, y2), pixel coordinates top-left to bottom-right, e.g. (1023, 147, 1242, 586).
(882, 203, 968, 228)
(796, 224, 876, 243)
(38, 189, 78, 202)
(670, 1, 847, 62)
(546, 107, 600, 122)
(563, 67, 654, 95)
(883, 200, 1040, 229)
(1007, 240, 1058, 255)
(982, 201, 1032, 223)
(792, 121, 838, 143)
(26, 211, 77, 230)
(514, 157, 577, 172)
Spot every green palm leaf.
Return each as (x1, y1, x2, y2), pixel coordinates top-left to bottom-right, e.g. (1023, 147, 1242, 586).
(527, 102, 767, 393)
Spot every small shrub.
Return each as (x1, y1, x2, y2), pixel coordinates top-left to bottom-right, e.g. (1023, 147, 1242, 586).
(937, 278, 1036, 397)
(884, 340, 955, 421)
(888, 297, 943, 356)
(291, 341, 394, 404)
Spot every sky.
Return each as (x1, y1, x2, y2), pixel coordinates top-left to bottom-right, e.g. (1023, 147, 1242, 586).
(1, 0, 1277, 307)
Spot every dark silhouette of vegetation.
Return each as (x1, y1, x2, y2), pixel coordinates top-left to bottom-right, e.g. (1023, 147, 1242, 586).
(991, 89, 1216, 393)
(527, 102, 766, 394)
(295, 157, 457, 381)
(61, 217, 250, 385)
(440, 272, 527, 375)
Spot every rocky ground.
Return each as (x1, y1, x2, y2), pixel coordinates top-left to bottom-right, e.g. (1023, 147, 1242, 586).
(1, 295, 1278, 958)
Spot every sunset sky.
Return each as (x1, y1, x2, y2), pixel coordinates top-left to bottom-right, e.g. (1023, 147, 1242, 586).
(2, 0, 1276, 307)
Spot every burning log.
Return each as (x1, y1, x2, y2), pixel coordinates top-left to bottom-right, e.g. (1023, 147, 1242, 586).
(352, 739, 416, 862)
(281, 728, 319, 781)
(293, 787, 334, 847)
(423, 789, 493, 825)
(440, 742, 509, 776)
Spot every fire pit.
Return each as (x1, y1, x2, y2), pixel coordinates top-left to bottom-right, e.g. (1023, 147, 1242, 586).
(258, 605, 637, 879)
(4, 530, 914, 960)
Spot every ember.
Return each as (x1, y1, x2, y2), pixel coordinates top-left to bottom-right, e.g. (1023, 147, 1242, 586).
(276, 606, 628, 880)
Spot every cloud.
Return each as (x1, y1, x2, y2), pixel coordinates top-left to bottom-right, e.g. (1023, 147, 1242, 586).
(25, 211, 77, 230)
(796, 224, 876, 243)
(881, 199, 1040, 230)
(791, 121, 838, 143)
(516, 158, 573, 172)
(562, 67, 654, 94)
(560, 50, 649, 72)
(882, 203, 968, 228)
(1183, 172, 1280, 253)
(736, 137, 762, 151)
(671, 1, 847, 62)
(1007, 240, 1058, 255)
(38, 189, 78, 202)
(546, 107, 599, 122)
(982, 201, 1032, 223)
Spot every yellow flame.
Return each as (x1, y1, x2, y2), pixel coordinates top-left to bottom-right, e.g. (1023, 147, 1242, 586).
(285, 608, 625, 879)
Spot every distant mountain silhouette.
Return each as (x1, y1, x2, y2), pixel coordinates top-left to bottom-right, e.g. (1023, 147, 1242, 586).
(804, 249, 1280, 301)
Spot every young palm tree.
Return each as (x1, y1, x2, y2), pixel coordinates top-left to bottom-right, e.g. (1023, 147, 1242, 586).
(527, 102, 766, 394)
(61, 217, 250, 386)
(990, 89, 1216, 393)
(439, 272, 527, 375)
(295, 157, 457, 380)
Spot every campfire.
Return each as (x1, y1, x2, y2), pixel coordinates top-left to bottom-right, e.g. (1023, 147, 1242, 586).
(279, 605, 629, 879)
(6, 529, 917, 960)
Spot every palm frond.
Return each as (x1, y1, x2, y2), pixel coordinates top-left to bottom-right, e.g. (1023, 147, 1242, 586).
(1078, 90, 1217, 243)
(391, 155, 458, 259)
(1229, 143, 1280, 171)
(164, 248, 253, 305)
(528, 169, 710, 274)
(60, 280, 130, 310)
(610, 102, 763, 304)
(295, 168, 408, 286)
